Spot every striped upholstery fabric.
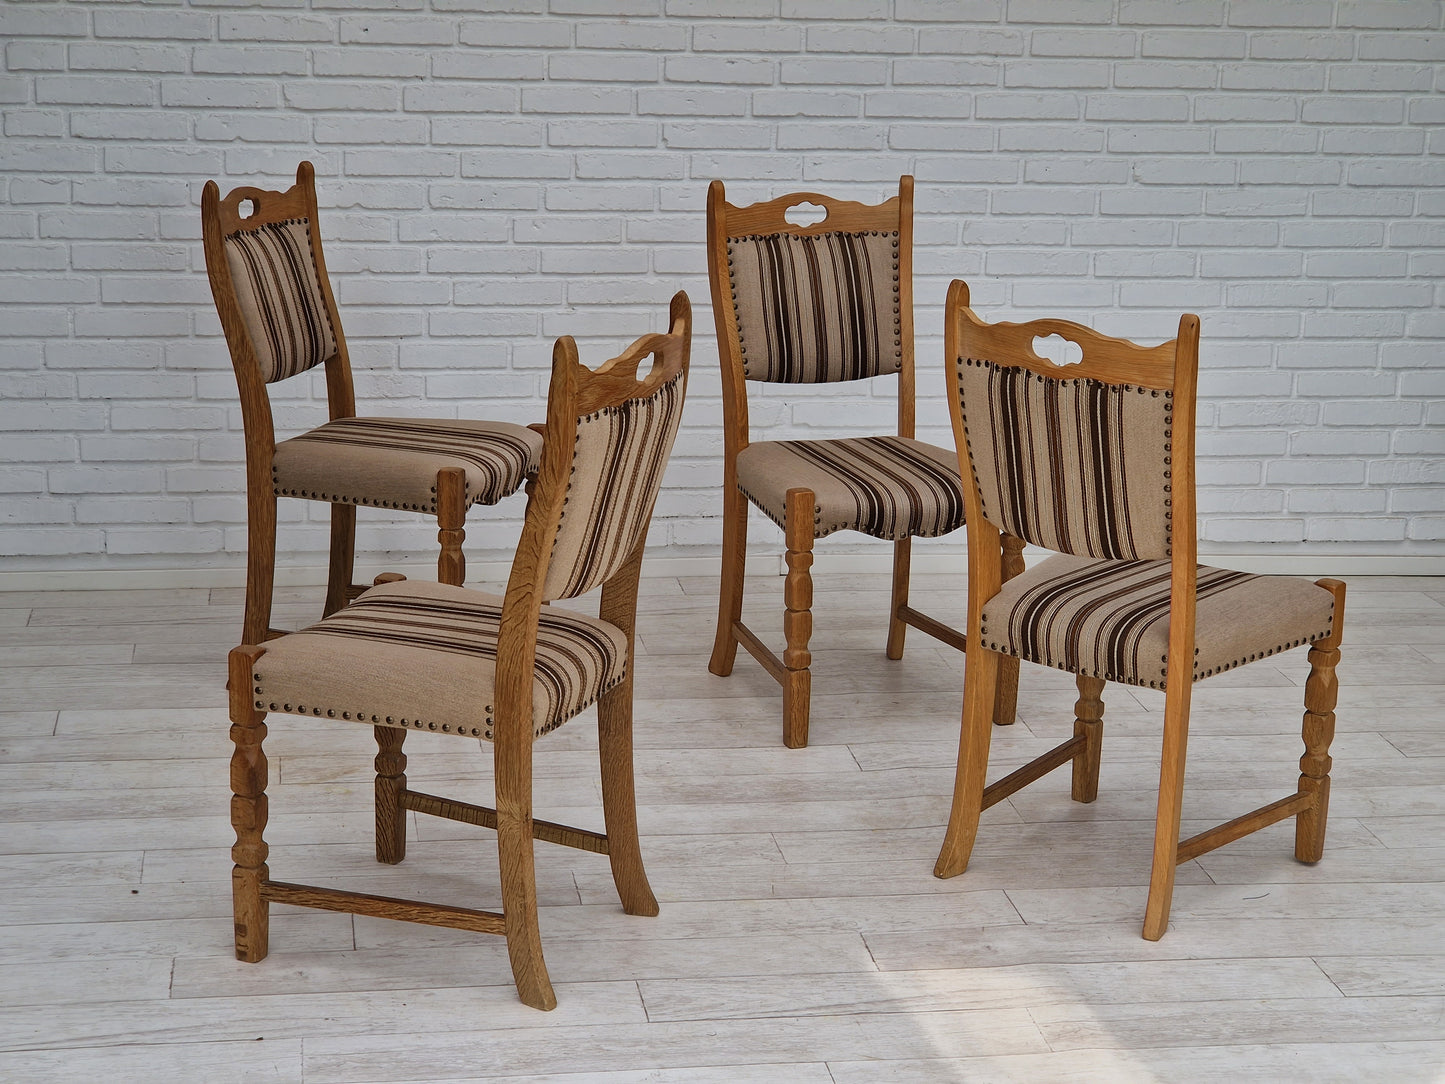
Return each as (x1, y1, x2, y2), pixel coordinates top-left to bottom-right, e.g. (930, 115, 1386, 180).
(955, 357, 1173, 561)
(980, 553, 1337, 689)
(272, 417, 543, 512)
(250, 580, 628, 741)
(224, 219, 337, 384)
(543, 370, 686, 601)
(727, 230, 902, 383)
(736, 436, 966, 541)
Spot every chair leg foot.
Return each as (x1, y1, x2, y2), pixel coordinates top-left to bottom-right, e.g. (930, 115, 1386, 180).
(782, 669, 811, 750)
(1071, 675, 1105, 803)
(782, 488, 815, 749)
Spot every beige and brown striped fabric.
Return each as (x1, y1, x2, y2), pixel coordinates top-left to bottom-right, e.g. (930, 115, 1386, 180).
(980, 553, 1336, 690)
(250, 580, 627, 741)
(542, 369, 685, 601)
(955, 357, 1173, 561)
(726, 230, 902, 383)
(223, 219, 338, 384)
(272, 416, 543, 512)
(736, 436, 966, 540)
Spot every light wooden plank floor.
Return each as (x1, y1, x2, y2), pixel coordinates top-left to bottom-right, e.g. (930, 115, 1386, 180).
(1, 570, 1442, 1083)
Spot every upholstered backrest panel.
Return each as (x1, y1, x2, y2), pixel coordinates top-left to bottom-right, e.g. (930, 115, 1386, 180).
(955, 357, 1173, 561)
(542, 369, 686, 601)
(726, 230, 901, 383)
(223, 218, 337, 384)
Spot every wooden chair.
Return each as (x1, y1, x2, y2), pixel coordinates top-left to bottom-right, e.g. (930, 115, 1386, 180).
(226, 293, 691, 1010)
(202, 161, 544, 646)
(933, 280, 1346, 939)
(705, 177, 1021, 748)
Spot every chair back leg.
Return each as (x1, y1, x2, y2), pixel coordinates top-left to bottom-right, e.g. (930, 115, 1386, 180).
(1143, 678, 1194, 941)
(324, 503, 356, 618)
(244, 494, 279, 645)
(709, 485, 750, 677)
(991, 534, 1027, 725)
(598, 680, 660, 917)
(493, 724, 556, 1011)
(934, 642, 1003, 878)
(886, 538, 912, 660)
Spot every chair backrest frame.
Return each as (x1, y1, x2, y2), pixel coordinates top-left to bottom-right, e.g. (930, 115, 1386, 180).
(201, 161, 357, 467)
(493, 292, 692, 743)
(705, 177, 916, 465)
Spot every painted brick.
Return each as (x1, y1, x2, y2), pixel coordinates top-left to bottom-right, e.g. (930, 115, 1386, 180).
(639, 88, 750, 116)
(3, 5, 1439, 572)
(338, 16, 455, 46)
(780, 58, 887, 85)
(918, 27, 1024, 55)
(458, 19, 572, 49)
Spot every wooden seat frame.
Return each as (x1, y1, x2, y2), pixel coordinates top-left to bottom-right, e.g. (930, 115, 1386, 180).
(226, 294, 690, 1010)
(203, 161, 523, 646)
(932, 280, 1347, 939)
(705, 178, 1021, 749)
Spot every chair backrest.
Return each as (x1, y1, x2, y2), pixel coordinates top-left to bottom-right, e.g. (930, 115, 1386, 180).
(945, 280, 1199, 563)
(707, 178, 913, 388)
(202, 161, 351, 400)
(517, 291, 691, 606)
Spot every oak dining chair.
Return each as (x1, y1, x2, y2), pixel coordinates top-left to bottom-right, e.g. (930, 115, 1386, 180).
(933, 280, 1346, 939)
(705, 177, 1021, 748)
(202, 160, 543, 647)
(226, 292, 691, 1010)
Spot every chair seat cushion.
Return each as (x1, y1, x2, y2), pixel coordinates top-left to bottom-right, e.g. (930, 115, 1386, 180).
(735, 436, 965, 540)
(272, 417, 543, 512)
(981, 554, 1337, 689)
(249, 580, 627, 741)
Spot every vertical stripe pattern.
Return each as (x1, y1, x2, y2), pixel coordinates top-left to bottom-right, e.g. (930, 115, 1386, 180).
(955, 357, 1173, 561)
(542, 370, 686, 601)
(223, 218, 337, 384)
(726, 230, 902, 383)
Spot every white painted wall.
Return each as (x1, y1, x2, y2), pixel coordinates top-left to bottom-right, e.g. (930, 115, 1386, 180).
(3, 0, 1442, 581)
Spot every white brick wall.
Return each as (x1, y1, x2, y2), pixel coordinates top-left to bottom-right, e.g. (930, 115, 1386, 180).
(2, 0, 1442, 576)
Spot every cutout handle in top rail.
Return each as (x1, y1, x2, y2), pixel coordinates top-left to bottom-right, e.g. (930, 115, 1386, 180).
(783, 201, 828, 228)
(1031, 333, 1084, 368)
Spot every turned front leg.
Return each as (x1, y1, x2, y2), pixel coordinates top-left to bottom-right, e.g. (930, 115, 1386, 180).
(374, 725, 408, 865)
(782, 487, 815, 750)
(228, 646, 271, 963)
(1297, 579, 1346, 863)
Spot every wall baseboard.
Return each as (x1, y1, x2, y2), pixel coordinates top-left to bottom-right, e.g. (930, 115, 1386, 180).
(2, 549, 1441, 593)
